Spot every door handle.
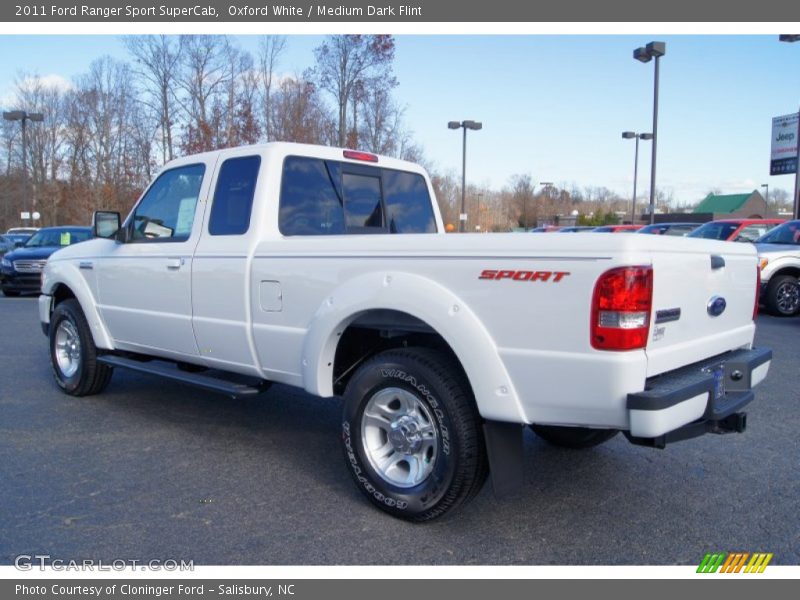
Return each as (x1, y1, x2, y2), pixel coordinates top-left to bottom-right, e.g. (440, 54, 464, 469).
(166, 258, 183, 270)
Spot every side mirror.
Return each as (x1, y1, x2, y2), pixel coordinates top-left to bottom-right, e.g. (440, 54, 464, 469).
(14, 241, 25, 248)
(92, 211, 121, 240)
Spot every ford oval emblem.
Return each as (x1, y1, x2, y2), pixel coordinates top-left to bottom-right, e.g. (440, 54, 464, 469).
(707, 296, 727, 317)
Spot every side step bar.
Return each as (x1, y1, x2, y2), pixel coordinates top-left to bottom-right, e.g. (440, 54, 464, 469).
(97, 355, 269, 398)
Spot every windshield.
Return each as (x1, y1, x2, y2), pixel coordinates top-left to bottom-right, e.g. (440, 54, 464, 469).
(688, 222, 739, 240)
(756, 221, 800, 245)
(24, 229, 91, 248)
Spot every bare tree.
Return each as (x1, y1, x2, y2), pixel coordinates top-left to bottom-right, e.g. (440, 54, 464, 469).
(270, 76, 334, 145)
(12, 73, 68, 224)
(313, 35, 395, 148)
(66, 57, 151, 216)
(178, 35, 230, 153)
(510, 174, 536, 228)
(257, 36, 286, 142)
(124, 35, 182, 164)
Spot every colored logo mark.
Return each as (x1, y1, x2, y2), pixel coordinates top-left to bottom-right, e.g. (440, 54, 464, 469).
(697, 552, 773, 573)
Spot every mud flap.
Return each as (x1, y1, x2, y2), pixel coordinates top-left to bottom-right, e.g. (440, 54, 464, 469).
(482, 420, 524, 498)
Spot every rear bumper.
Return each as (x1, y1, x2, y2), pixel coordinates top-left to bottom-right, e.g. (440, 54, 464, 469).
(626, 347, 771, 446)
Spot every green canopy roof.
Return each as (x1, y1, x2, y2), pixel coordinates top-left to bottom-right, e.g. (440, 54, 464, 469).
(694, 192, 753, 214)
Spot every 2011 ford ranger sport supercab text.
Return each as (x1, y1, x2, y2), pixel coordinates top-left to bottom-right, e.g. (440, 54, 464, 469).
(38, 143, 772, 521)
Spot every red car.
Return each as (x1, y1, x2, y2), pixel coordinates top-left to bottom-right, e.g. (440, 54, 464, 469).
(592, 224, 643, 233)
(688, 219, 784, 242)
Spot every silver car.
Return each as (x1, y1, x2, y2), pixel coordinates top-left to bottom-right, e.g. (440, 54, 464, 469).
(755, 220, 800, 316)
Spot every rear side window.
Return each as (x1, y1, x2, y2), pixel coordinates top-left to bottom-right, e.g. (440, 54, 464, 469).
(383, 170, 436, 233)
(279, 156, 436, 236)
(209, 156, 261, 236)
(279, 157, 346, 236)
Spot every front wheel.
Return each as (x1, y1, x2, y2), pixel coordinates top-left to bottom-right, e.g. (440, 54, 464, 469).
(49, 299, 113, 396)
(764, 275, 800, 317)
(341, 348, 488, 521)
(530, 424, 619, 449)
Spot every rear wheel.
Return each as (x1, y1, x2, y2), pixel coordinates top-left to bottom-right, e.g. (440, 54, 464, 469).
(765, 275, 800, 317)
(49, 299, 113, 396)
(341, 348, 488, 521)
(530, 424, 619, 449)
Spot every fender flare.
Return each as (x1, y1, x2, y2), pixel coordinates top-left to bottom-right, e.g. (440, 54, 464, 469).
(301, 271, 526, 423)
(43, 261, 114, 350)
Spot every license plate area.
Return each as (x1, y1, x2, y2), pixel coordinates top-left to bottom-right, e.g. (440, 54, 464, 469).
(702, 364, 726, 400)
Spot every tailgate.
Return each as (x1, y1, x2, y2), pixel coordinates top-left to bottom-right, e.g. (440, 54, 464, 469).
(645, 245, 757, 377)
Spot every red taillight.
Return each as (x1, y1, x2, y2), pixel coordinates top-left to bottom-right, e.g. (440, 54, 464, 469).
(591, 266, 653, 351)
(343, 150, 378, 163)
(754, 265, 761, 320)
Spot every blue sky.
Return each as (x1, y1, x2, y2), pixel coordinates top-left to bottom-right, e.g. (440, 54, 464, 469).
(0, 34, 797, 204)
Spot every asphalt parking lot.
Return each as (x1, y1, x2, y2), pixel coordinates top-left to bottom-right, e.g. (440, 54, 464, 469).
(0, 296, 797, 565)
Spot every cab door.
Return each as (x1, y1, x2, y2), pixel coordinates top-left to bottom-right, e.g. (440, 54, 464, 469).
(95, 159, 214, 359)
(191, 151, 263, 374)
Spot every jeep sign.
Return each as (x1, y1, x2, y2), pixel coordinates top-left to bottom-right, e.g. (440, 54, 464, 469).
(771, 112, 799, 176)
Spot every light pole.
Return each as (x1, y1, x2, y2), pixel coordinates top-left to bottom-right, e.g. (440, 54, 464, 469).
(3, 110, 44, 225)
(634, 41, 666, 224)
(448, 120, 482, 232)
(622, 131, 653, 223)
(538, 182, 553, 227)
(761, 183, 769, 217)
(779, 35, 800, 219)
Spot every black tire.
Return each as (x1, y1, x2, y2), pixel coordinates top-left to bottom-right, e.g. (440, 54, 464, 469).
(49, 298, 113, 396)
(2, 289, 21, 297)
(341, 348, 488, 522)
(764, 274, 800, 317)
(530, 424, 619, 449)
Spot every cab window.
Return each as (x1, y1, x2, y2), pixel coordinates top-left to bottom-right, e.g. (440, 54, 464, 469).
(131, 164, 205, 242)
(209, 156, 261, 236)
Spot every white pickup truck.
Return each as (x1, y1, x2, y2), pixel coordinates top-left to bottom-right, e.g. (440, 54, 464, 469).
(39, 142, 771, 521)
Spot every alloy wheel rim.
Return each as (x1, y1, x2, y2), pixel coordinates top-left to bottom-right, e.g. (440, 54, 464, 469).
(55, 320, 81, 378)
(361, 387, 439, 488)
(776, 281, 800, 314)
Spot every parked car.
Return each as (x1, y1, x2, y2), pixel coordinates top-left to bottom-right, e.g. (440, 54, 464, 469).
(6, 227, 39, 235)
(592, 224, 643, 233)
(557, 226, 596, 232)
(0, 234, 15, 257)
(37, 142, 770, 521)
(637, 223, 701, 236)
(1, 226, 92, 297)
(4, 233, 32, 247)
(688, 219, 783, 243)
(754, 220, 800, 316)
(528, 225, 561, 232)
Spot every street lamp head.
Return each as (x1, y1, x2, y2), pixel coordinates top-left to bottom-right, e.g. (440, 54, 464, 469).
(633, 47, 652, 63)
(447, 121, 461, 130)
(646, 41, 666, 58)
(639, 133, 654, 140)
(779, 34, 800, 43)
(622, 131, 636, 139)
(28, 113, 44, 122)
(464, 120, 482, 130)
(3, 111, 25, 121)
(540, 181, 553, 187)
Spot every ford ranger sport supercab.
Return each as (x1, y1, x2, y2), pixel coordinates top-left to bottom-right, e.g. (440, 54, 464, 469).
(38, 142, 772, 521)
